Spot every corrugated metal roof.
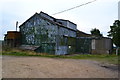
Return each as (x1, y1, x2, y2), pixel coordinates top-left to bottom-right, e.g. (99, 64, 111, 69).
(19, 11, 77, 31)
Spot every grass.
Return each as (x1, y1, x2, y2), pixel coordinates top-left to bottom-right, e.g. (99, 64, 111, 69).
(1, 49, 119, 65)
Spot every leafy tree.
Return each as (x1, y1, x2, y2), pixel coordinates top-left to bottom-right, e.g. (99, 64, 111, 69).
(108, 20, 120, 55)
(90, 28, 103, 37)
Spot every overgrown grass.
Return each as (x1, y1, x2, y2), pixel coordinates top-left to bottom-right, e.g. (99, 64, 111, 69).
(1, 49, 119, 65)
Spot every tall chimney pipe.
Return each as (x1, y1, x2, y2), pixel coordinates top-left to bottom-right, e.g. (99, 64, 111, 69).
(16, 21, 18, 31)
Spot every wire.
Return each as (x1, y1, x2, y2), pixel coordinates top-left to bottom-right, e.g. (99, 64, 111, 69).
(52, 0, 97, 15)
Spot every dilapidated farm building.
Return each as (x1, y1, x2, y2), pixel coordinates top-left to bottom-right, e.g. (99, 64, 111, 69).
(76, 30, 113, 54)
(4, 31, 21, 47)
(19, 11, 77, 55)
(4, 11, 113, 55)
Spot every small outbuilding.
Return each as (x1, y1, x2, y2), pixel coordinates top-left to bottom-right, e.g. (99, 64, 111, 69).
(91, 37, 113, 54)
(76, 30, 113, 54)
(4, 31, 21, 47)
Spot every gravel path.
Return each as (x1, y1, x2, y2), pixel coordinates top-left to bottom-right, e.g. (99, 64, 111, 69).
(2, 56, 118, 78)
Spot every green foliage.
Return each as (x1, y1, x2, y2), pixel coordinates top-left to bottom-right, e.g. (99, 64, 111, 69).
(90, 28, 103, 37)
(108, 20, 120, 47)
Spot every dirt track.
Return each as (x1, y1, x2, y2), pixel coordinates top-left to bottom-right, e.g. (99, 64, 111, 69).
(2, 55, 118, 78)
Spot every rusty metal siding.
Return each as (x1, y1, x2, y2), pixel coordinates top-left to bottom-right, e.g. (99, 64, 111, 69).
(5, 31, 21, 39)
(4, 31, 22, 47)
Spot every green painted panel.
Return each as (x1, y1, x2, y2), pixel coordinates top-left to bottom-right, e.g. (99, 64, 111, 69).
(76, 38, 92, 54)
(41, 43, 55, 54)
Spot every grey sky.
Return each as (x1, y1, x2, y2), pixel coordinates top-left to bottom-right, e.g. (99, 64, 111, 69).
(0, 0, 119, 40)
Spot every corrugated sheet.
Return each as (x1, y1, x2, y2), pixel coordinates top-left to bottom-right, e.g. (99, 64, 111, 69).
(19, 12, 76, 55)
(76, 37, 92, 54)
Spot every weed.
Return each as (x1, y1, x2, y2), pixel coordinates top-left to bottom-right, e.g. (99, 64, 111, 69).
(2, 49, 119, 65)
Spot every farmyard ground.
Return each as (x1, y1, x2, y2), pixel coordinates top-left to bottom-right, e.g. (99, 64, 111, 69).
(2, 55, 118, 78)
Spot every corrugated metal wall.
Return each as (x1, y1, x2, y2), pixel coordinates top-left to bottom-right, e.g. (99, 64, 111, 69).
(20, 14, 57, 54)
(91, 38, 113, 54)
(76, 37, 92, 54)
(19, 13, 76, 55)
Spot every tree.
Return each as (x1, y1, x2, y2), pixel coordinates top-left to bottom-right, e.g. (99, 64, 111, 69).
(90, 28, 103, 37)
(108, 20, 120, 55)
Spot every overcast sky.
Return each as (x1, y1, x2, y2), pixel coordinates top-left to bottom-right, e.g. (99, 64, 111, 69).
(0, 0, 119, 40)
